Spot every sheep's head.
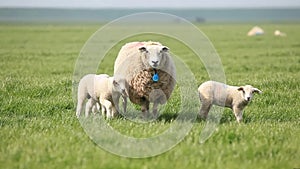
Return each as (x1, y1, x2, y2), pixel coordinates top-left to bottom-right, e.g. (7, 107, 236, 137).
(237, 85, 262, 102)
(139, 45, 169, 69)
(112, 77, 128, 98)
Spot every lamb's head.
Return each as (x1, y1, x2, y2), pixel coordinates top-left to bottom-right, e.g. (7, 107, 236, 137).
(139, 45, 169, 69)
(237, 85, 262, 102)
(112, 77, 128, 98)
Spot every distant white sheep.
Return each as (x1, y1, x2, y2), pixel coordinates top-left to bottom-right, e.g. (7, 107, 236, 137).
(198, 81, 262, 123)
(114, 41, 176, 118)
(76, 74, 128, 118)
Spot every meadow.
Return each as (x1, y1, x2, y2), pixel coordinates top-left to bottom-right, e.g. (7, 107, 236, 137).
(0, 22, 299, 169)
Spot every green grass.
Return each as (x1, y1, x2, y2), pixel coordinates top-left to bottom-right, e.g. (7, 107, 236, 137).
(0, 23, 299, 169)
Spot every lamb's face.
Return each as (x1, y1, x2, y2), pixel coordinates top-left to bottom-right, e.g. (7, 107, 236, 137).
(139, 45, 169, 69)
(238, 85, 262, 102)
(113, 78, 128, 97)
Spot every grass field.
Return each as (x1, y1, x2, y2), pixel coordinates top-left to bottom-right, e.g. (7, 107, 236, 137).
(0, 22, 299, 169)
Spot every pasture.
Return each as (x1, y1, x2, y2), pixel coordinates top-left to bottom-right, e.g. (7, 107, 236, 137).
(0, 23, 299, 169)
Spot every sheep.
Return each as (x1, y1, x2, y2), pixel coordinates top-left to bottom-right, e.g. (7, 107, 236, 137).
(198, 81, 262, 123)
(76, 74, 128, 118)
(76, 74, 108, 117)
(113, 41, 176, 118)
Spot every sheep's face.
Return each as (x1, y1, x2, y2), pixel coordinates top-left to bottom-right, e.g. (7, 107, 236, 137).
(113, 78, 128, 97)
(238, 85, 262, 102)
(139, 45, 169, 69)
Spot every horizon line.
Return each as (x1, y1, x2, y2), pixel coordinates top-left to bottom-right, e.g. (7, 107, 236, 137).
(1, 6, 300, 10)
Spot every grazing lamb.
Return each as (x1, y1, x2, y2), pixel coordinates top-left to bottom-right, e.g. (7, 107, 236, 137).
(76, 74, 128, 118)
(114, 41, 176, 117)
(198, 81, 262, 123)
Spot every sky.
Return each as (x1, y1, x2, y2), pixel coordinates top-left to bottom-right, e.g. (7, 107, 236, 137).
(0, 0, 299, 8)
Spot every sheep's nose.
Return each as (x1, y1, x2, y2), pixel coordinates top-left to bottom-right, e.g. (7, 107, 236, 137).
(246, 97, 251, 101)
(122, 89, 128, 96)
(152, 61, 159, 66)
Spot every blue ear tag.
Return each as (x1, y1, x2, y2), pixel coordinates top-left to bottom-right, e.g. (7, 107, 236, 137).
(152, 73, 159, 82)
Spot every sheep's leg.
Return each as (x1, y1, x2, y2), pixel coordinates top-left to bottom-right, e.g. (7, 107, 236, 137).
(112, 93, 120, 115)
(199, 101, 212, 119)
(152, 101, 159, 118)
(101, 99, 113, 119)
(91, 105, 97, 114)
(111, 106, 118, 118)
(122, 96, 127, 113)
(76, 93, 86, 118)
(92, 102, 100, 115)
(96, 102, 101, 110)
(98, 98, 107, 117)
(76, 99, 84, 118)
(101, 104, 106, 117)
(85, 99, 95, 117)
(141, 101, 150, 118)
(233, 106, 243, 123)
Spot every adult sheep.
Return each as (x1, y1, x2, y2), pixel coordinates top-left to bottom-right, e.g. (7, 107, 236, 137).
(114, 41, 176, 117)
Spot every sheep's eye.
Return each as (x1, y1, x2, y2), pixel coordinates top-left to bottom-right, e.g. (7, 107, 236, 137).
(113, 81, 118, 86)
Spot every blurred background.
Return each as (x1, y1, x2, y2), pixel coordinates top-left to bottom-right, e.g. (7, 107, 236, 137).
(0, 0, 299, 23)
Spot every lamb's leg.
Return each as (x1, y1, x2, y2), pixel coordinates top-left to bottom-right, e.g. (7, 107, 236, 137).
(101, 99, 113, 119)
(112, 93, 120, 115)
(101, 103, 106, 117)
(76, 93, 86, 118)
(76, 99, 84, 118)
(199, 101, 212, 120)
(122, 96, 127, 113)
(111, 106, 118, 118)
(96, 102, 101, 112)
(92, 102, 99, 115)
(85, 99, 95, 117)
(233, 106, 243, 123)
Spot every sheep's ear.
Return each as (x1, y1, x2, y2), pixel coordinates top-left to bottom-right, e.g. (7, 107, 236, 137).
(253, 88, 262, 94)
(161, 46, 169, 52)
(237, 87, 244, 92)
(139, 46, 147, 52)
(113, 80, 118, 86)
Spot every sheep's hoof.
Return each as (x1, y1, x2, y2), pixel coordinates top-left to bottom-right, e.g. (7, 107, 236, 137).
(113, 112, 122, 119)
(152, 110, 159, 119)
(139, 111, 158, 122)
(236, 119, 243, 123)
(198, 113, 207, 121)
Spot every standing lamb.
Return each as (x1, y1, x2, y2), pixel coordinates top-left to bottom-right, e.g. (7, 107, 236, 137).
(198, 81, 262, 123)
(114, 41, 176, 118)
(76, 74, 128, 118)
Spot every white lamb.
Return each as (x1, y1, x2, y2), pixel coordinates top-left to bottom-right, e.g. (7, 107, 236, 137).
(114, 41, 176, 118)
(76, 74, 128, 118)
(198, 81, 262, 123)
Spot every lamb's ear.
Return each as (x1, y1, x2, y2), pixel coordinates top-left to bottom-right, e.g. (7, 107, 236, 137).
(139, 46, 147, 52)
(253, 88, 262, 94)
(113, 80, 118, 86)
(161, 46, 169, 52)
(237, 86, 244, 92)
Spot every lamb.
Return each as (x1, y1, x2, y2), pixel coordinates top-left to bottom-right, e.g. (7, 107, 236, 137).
(113, 41, 176, 118)
(198, 81, 262, 123)
(76, 74, 128, 118)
